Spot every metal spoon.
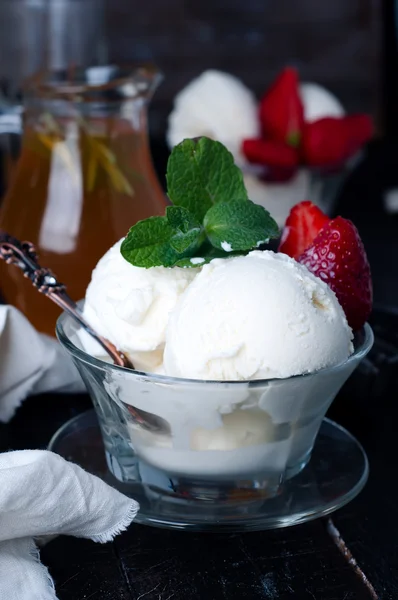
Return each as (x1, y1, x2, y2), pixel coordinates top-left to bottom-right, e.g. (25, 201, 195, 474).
(0, 231, 170, 435)
(0, 231, 133, 367)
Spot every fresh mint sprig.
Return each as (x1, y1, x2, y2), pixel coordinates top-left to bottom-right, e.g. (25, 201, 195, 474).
(166, 137, 248, 221)
(121, 137, 279, 268)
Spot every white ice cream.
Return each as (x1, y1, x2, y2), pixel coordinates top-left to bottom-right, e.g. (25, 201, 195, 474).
(164, 251, 353, 380)
(300, 82, 345, 123)
(81, 239, 199, 373)
(167, 70, 260, 167)
(80, 246, 356, 481)
(103, 349, 359, 479)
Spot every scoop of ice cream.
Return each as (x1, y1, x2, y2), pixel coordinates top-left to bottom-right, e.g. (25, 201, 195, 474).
(167, 70, 259, 166)
(163, 251, 353, 380)
(191, 409, 274, 451)
(82, 240, 199, 372)
(300, 82, 345, 123)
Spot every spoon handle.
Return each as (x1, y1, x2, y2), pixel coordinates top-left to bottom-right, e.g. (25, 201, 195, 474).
(0, 231, 133, 369)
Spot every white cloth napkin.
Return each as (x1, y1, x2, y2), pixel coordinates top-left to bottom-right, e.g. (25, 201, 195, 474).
(0, 305, 85, 423)
(0, 450, 139, 600)
(0, 305, 139, 598)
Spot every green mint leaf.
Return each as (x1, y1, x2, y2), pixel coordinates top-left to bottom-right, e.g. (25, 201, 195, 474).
(204, 199, 280, 252)
(166, 205, 201, 232)
(166, 137, 248, 222)
(121, 217, 180, 268)
(166, 206, 204, 254)
(169, 228, 203, 254)
(121, 216, 202, 268)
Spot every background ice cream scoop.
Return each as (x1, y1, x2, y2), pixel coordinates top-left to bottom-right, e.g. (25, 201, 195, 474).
(167, 70, 260, 166)
(81, 239, 199, 373)
(163, 251, 353, 380)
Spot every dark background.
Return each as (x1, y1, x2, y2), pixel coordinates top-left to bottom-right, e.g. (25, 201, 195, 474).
(104, 0, 382, 139)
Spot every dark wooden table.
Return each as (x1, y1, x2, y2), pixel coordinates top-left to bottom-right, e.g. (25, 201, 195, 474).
(2, 141, 398, 599)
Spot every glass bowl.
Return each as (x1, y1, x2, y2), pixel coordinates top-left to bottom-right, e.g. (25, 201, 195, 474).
(56, 313, 373, 502)
(243, 165, 352, 227)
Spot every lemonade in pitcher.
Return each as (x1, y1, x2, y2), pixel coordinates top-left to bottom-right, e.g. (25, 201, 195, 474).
(0, 66, 167, 335)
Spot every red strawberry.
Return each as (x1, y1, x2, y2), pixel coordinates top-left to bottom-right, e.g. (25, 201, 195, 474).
(301, 118, 349, 167)
(341, 114, 373, 156)
(242, 138, 300, 182)
(259, 166, 297, 183)
(242, 138, 299, 169)
(278, 201, 330, 260)
(302, 114, 373, 168)
(298, 217, 372, 331)
(242, 138, 299, 181)
(259, 67, 304, 147)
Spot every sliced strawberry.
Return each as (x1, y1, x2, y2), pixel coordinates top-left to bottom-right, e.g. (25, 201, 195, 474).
(242, 138, 299, 182)
(301, 118, 349, 167)
(298, 217, 372, 331)
(278, 201, 330, 260)
(259, 67, 305, 146)
(301, 114, 373, 168)
(242, 138, 299, 169)
(341, 114, 373, 157)
(259, 165, 297, 183)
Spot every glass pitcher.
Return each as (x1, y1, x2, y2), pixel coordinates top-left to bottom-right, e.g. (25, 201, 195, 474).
(0, 65, 168, 335)
(0, 0, 108, 199)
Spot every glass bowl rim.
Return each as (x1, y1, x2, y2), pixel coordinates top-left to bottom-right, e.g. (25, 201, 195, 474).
(56, 311, 374, 388)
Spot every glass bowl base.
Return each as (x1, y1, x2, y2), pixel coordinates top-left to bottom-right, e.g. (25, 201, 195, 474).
(49, 410, 368, 532)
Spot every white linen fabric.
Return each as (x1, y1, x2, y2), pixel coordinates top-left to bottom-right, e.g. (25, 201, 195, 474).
(0, 451, 139, 600)
(0, 305, 85, 423)
(0, 306, 138, 598)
